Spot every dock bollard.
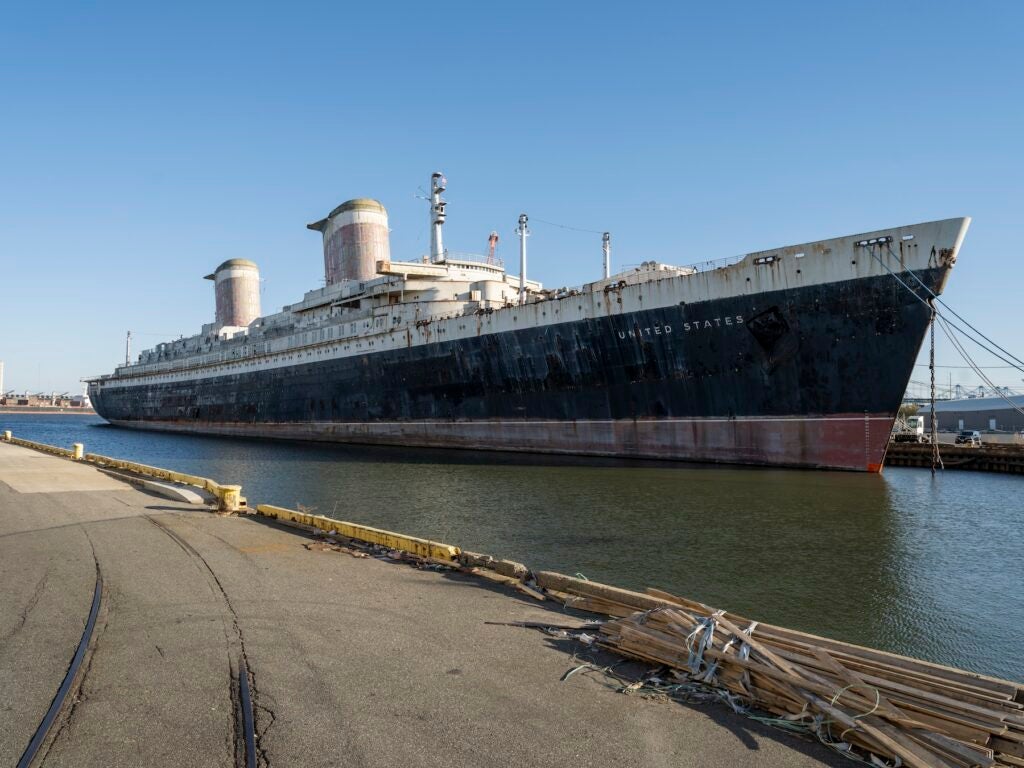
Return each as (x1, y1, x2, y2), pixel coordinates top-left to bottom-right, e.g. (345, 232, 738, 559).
(217, 485, 243, 513)
(2, 431, 10, 441)
(72, 443, 84, 460)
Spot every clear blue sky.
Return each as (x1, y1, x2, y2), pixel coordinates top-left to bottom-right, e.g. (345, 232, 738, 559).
(1, 1, 1021, 394)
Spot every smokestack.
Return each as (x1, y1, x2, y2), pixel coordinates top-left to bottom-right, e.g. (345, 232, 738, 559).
(308, 199, 390, 285)
(204, 259, 262, 329)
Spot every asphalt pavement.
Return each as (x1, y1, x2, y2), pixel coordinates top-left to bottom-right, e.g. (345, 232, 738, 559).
(0, 440, 844, 767)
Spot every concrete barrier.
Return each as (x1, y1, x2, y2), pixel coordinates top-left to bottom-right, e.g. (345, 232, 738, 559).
(83, 454, 246, 512)
(0, 433, 245, 512)
(3, 435, 76, 459)
(3, 433, 465, 555)
(255, 504, 460, 561)
(97, 469, 206, 504)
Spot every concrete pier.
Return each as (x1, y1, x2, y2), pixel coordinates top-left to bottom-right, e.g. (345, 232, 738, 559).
(884, 440, 1024, 473)
(0, 440, 844, 767)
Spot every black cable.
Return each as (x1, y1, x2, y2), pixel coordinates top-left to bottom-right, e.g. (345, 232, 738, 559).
(886, 244, 1024, 369)
(530, 217, 605, 235)
(936, 315, 1024, 419)
(868, 246, 1024, 374)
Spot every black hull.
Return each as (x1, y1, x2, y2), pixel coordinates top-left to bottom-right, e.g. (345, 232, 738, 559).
(90, 268, 943, 471)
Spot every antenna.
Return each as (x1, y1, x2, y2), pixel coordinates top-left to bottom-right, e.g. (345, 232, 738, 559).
(487, 231, 499, 265)
(429, 172, 447, 263)
(125, 330, 132, 366)
(602, 232, 611, 279)
(517, 214, 529, 305)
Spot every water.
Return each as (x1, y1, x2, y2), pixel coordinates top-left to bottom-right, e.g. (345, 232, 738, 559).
(5, 413, 1022, 681)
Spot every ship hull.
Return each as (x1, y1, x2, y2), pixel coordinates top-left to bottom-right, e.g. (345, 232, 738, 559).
(102, 413, 894, 471)
(90, 266, 947, 472)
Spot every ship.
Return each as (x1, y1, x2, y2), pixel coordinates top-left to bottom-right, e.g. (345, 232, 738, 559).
(87, 173, 970, 472)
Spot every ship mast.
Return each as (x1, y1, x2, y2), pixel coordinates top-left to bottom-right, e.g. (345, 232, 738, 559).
(429, 172, 447, 263)
(517, 213, 529, 304)
(487, 231, 498, 265)
(602, 232, 611, 279)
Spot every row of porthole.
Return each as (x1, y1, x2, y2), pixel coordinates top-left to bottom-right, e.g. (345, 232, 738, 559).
(124, 302, 644, 384)
(150, 308, 598, 384)
(137, 333, 405, 383)
(137, 313, 557, 383)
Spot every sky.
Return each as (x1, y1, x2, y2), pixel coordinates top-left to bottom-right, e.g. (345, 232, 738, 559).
(0, 1, 1021, 394)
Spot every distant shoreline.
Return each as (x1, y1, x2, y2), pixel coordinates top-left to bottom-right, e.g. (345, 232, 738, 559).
(0, 408, 96, 416)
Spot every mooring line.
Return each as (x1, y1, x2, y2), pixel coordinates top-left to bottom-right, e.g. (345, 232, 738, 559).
(17, 568, 103, 768)
(239, 657, 257, 768)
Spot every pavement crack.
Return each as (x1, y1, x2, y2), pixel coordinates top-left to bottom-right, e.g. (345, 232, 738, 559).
(144, 514, 272, 765)
(47, 600, 104, 747)
(0, 568, 48, 645)
(145, 515, 248, 647)
(251, 685, 277, 767)
(35, 531, 107, 768)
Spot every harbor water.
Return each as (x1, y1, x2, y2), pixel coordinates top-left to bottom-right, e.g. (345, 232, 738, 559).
(5, 413, 1022, 681)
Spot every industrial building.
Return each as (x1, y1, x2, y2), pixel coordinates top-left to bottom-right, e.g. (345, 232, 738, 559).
(923, 395, 1024, 433)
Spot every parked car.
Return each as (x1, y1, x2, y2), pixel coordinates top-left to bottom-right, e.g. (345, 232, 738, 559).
(954, 430, 982, 447)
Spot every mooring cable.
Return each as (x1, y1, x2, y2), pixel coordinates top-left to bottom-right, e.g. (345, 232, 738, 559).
(937, 314, 1024, 419)
(875, 244, 1024, 374)
(17, 569, 103, 768)
(885, 243, 1024, 370)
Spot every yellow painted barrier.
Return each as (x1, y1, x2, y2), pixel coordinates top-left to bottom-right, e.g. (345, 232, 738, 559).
(3, 435, 76, 458)
(0, 433, 244, 512)
(83, 453, 211, 489)
(256, 504, 460, 561)
(83, 453, 246, 512)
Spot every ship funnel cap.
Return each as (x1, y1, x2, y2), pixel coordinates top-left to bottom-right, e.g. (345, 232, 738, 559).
(204, 258, 259, 280)
(308, 198, 387, 231)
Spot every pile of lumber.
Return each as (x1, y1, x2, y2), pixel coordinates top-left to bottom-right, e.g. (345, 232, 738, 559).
(536, 572, 1024, 768)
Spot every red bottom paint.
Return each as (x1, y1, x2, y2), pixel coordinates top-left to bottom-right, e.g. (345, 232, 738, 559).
(108, 413, 896, 472)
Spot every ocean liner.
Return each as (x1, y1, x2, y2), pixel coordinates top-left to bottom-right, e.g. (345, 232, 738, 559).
(87, 174, 970, 471)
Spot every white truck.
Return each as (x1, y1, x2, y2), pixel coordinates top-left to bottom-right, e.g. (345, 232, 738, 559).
(892, 415, 930, 443)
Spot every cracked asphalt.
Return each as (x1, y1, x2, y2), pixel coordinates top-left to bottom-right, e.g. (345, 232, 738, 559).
(0, 441, 844, 767)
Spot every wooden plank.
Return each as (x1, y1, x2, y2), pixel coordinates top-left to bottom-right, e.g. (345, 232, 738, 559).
(910, 731, 996, 768)
(639, 585, 1019, 701)
(990, 736, 1024, 758)
(514, 582, 547, 601)
(811, 648, 932, 731)
(592, 580, 1024, 768)
(538, 572, 675, 612)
